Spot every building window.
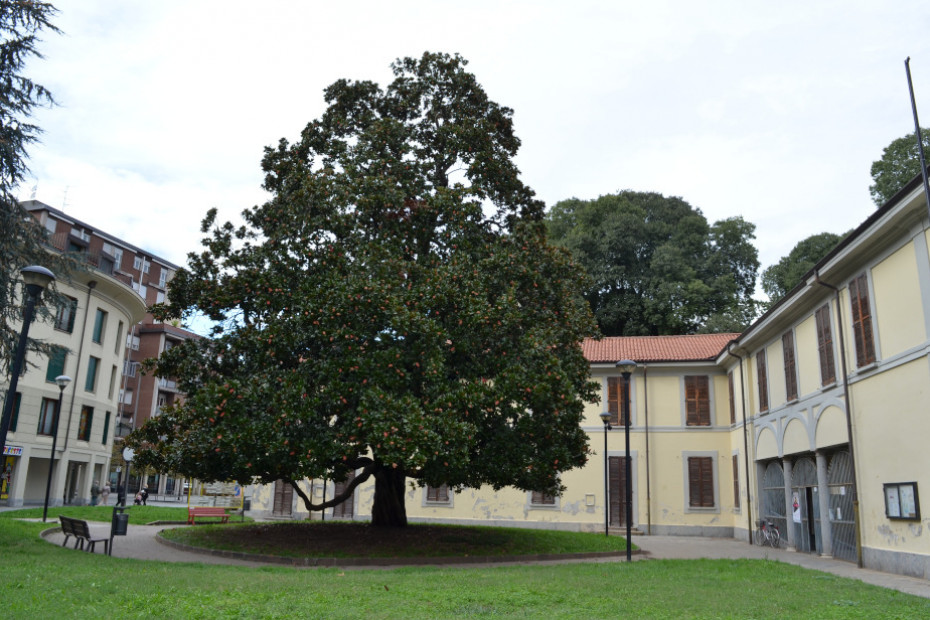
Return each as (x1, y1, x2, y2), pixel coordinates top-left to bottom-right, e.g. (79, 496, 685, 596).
(78, 406, 93, 441)
(108, 365, 118, 399)
(684, 376, 710, 426)
(426, 484, 450, 503)
(55, 297, 78, 333)
(103, 242, 123, 269)
(115, 321, 124, 354)
(158, 268, 171, 289)
(44, 217, 56, 235)
(688, 456, 715, 508)
(9, 392, 21, 432)
(37, 398, 57, 436)
(45, 346, 67, 383)
(756, 351, 769, 413)
(732, 454, 740, 510)
(102, 411, 111, 444)
(849, 274, 876, 367)
(606, 376, 630, 425)
(531, 491, 557, 506)
(127, 333, 140, 351)
(92, 309, 107, 344)
(85, 356, 100, 392)
(782, 331, 798, 401)
(727, 371, 736, 425)
(121, 388, 133, 406)
(155, 290, 166, 304)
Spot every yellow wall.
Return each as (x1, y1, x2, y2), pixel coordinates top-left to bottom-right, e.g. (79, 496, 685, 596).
(872, 243, 926, 358)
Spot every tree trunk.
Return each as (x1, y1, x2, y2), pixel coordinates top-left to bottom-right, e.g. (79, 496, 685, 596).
(370, 465, 408, 527)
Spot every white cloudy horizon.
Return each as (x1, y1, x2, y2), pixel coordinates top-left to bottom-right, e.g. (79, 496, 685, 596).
(16, 1, 930, 281)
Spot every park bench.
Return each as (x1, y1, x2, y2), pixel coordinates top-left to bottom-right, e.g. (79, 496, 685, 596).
(188, 506, 230, 525)
(59, 515, 109, 554)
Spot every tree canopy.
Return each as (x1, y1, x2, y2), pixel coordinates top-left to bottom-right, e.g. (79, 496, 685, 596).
(546, 191, 759, 336)
(869, 128, 930, 207)
(0, 1, 74, 374)
(760, 232, 844, 303)
(128, 52, 599, 527)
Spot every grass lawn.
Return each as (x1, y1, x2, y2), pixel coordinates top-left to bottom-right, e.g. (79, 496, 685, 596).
(1, 516, 927, 618)
(0, 504, 192, 525)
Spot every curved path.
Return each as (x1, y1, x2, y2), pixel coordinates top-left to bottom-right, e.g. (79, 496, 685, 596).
(40, 523, 930, 599)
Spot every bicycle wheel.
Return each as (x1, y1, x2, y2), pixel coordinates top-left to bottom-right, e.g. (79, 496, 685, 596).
(770, 528, 780, 548)
(754, 529, 764, 545)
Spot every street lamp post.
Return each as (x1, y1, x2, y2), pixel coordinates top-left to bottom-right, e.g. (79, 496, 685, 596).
(42, 375, 71, 522)
(598, 412, 612, 537)
(0, 266, 55, 458)
(616, 359, 637, 562)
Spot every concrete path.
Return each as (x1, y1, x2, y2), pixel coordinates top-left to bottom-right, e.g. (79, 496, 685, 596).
(37, 519, 930, 600)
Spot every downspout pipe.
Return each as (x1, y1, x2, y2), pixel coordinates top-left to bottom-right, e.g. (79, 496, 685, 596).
(814, 270, 863, 568)
(643, 364, 651, 535)
(726, 341, 753, 545)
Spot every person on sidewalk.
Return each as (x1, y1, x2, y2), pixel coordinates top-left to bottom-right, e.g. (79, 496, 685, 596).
(140, 485, 149, 506)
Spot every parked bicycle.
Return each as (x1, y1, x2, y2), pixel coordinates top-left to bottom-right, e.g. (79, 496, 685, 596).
(754, 519, 780, 547)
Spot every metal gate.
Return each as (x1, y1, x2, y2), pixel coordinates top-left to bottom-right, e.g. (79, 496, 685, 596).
(828, 451, 856, 562)
(791, 457, 821, 554)
(761, 461, 786, 546)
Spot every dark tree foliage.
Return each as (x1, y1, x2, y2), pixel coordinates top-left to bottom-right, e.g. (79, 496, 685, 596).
(128, 53, 599, 527)
(0, 1, 75, 373)
(869, 128, 930, 207)
(761, 232, 844, 303)
(546, 191, 759, 336)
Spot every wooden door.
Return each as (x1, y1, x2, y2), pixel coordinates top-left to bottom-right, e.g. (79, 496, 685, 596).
(332, 471, 355, 519)
(272, 479, 293, 516)
(608, 456, 627, 527)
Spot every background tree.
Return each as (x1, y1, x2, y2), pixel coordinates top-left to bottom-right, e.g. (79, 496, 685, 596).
(128, 52, 599, 527)
(0, 2, 74, 375)
(546, 191, 759, 336)
(869, 128, 930, 207)
(760, 232, 844, 303)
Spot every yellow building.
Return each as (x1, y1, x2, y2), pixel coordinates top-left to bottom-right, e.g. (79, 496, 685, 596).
(249, 173, 930, 579)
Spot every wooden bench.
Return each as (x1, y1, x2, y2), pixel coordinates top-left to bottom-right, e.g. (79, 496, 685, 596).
(188, 506, 230, 525)
(59, 515, 109, 554)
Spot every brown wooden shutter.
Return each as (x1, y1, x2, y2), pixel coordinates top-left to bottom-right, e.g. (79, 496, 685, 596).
(685, 376, 710, 426)
(688, 457, 714, 508)
(782, 332, 797, 401)
(849, 274, 876, 367)
(756, 351, 768, 413)
(427, 484, 449, 502)
(732, 454, 740, 509)
(532, 491, 556, 505)
(607, 377, 620, 425)
(815, 304, 836, 385)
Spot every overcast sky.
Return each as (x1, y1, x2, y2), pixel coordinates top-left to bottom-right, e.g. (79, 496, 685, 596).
(19, 1, 930, 278)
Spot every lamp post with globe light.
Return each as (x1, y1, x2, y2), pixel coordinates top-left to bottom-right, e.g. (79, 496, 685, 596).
(42, 375, 71, 522)
(0, 266, 55, 459)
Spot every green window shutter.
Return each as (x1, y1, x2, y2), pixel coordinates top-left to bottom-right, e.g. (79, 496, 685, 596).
(45, 347, 67, 382)
(102, 411, 111, 444)
(85, 356, 99, 392)
(93, 308, 107, 344)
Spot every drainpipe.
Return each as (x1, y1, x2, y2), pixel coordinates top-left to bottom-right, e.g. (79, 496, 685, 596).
(814, 270, 863, 568)
(643, 364, 651, 535)
(726, 341, 754, 545)
(62, 281, 96, 453)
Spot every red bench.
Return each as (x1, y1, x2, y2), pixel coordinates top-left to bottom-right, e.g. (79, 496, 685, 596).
(187, 506, 230, 525)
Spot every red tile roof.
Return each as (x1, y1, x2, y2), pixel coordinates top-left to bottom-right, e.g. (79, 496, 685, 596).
(582, 333, 739, 363)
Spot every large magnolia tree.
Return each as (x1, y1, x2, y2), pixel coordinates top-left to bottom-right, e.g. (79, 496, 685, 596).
(128, 52, 599, 527)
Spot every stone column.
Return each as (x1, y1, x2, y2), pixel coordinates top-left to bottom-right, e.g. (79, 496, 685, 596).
(816, 450, 833, 558)
(782, 458, 796, 551)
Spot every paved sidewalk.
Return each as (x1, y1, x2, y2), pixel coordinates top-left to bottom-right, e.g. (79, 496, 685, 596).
(39, 521, 930, 599)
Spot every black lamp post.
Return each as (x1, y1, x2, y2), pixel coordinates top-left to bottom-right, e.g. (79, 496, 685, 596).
(42, 374, 71, 522)
(616, 359, 637, 562)
(598, 411, 612, 537)
(0, 266, 55, 459)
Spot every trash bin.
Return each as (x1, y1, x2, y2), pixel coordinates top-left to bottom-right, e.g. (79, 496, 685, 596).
(109, 506, 129, 556)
